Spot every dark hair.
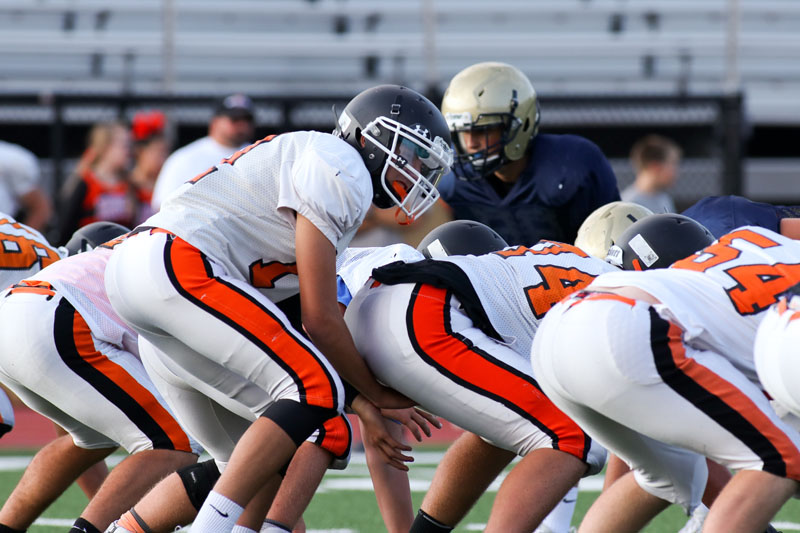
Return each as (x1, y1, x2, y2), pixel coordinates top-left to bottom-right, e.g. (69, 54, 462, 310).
(630, 134, 682, 172)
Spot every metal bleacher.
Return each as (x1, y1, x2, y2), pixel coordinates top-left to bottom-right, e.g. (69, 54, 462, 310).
(2, 0, 800, 124)
(1, 0, 799, 203)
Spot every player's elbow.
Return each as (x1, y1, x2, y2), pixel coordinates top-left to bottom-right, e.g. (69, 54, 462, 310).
(301, 308, 340, 341)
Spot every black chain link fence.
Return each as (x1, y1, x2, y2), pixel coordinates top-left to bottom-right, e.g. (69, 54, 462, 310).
(0, 92, 744, 212)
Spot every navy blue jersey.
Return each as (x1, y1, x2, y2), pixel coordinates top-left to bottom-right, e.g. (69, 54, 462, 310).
(683, 195, 800, 238)
(438, 133, 619, 246)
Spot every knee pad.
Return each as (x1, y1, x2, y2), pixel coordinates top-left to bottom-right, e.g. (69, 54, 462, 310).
(177, 459, 221, 511)
(261, 398, 338, 447)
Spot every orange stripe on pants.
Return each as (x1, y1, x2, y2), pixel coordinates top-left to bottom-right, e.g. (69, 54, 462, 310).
(165, 236, 337, 409)
(70, 309, 193, 452)
(409, 284, 590, 459)
(659, 318, 800, 480)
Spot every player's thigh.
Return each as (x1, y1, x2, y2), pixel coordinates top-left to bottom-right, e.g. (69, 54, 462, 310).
(142, 336, 350, 470)
(0, 294, 193, 453)
(549, 387, 708, 513)
(108, 232, 342, 411)
(139, 336, 252, 464)
(6, 386, 115, 448)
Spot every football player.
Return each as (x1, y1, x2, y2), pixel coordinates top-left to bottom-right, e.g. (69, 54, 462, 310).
(336, 221, 614, 532)
(0, 213, 61, 438)
(574, 205, 742, 533)
(0, 221, 204, 533)
(103, 84, 453, 531)
(0, 216, 120, 499)
(437, 61, 620, 246)
(533, 214, 800, 532)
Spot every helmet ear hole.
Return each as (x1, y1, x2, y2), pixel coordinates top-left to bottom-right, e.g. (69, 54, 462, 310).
(355, 128, 365, 147)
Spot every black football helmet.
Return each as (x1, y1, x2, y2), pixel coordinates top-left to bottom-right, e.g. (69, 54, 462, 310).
(335, 85, 453, 221)
(605, 213, 715, 270)
(64, 221, 131, 256)
(417, 219, 509, 258)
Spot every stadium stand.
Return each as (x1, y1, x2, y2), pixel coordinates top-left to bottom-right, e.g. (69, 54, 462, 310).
(0, 0, 798, 205)
(1, 0, 799, 123)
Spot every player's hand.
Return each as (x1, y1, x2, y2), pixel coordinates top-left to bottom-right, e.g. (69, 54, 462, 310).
(380, 407, 441, 442)
(352, 395, 414, 471)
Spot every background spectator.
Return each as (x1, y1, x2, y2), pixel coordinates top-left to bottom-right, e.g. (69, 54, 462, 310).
(129, 110, 169, 225)
(150, 93, 254, 210)
(0, 140, 53, 231)
(621, 134, 681, 213)
(56, 121, 135, 245)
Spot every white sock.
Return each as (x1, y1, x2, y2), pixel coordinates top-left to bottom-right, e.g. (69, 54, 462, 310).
(192, 491, 244, 532)
(537, 485, 579, 533)
(260, 519, 291, 533)
(232, 526, 257, 533)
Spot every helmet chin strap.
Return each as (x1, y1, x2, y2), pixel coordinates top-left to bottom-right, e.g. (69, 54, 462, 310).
(390, 180, 414, 225)
(394, 208, 412, 226)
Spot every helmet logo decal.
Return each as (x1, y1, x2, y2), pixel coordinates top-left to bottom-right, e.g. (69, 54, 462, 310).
(445, 112, 473, 130)
(426, 239, 449, 259)
(338, 112, 352, 134)
(629, 233, 659, 267)
(412, 124, 431, 139)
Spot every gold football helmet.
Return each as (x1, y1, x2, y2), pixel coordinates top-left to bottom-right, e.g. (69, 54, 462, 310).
(441, 62, 540, 179)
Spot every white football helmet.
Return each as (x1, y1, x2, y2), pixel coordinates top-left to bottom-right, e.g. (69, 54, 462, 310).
(574, 201, 654, 259)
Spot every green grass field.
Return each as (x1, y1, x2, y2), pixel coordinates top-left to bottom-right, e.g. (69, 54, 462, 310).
(2, 448, 800, 532)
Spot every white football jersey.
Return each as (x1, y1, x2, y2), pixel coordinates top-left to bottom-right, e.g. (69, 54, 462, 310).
(0, 213, 62, 290)
(144, 131, 373, 303)
(589, 226, 800, 382)
(0, 141, 41, 217)
(442, 241, 618, 359)
(32, 247, 138, 356)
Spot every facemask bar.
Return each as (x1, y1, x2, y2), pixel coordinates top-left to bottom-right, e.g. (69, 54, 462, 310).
(446, 111, 522, 181)
(361, 116, 453, 221)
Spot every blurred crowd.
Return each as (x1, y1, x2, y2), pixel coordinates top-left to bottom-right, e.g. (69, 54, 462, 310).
(1, 91, 682, 251)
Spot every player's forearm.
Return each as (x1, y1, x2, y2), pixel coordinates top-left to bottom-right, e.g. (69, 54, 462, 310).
(302, 312, 384, 403)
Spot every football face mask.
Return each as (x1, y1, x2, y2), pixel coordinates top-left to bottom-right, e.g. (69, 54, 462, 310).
(448, 112, 522, 180)
(362, 116, 453, 221)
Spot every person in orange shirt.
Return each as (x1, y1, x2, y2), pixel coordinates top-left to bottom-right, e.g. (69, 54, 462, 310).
(57, 121, 136, 245)
(129, 111, 169, 225)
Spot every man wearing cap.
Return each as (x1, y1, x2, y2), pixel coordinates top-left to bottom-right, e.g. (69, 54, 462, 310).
(150, 93, 255, 210)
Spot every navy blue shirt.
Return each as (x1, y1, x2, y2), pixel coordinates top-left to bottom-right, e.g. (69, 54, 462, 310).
(438, 133, 620, 246)
(682, 195, 800, 238)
